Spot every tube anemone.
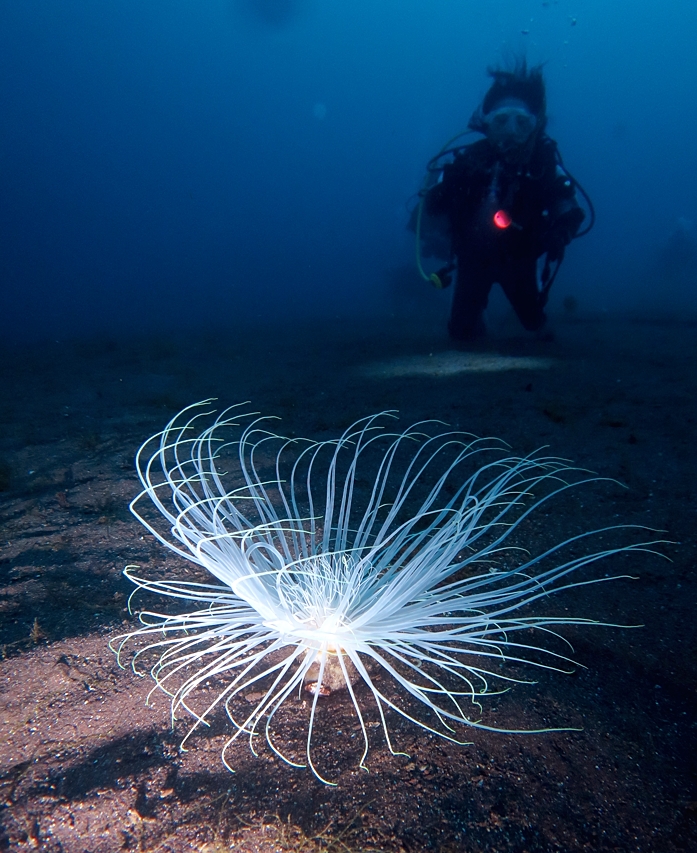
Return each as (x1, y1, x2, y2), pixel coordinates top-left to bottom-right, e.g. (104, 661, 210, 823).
(112, 402, 650, 784)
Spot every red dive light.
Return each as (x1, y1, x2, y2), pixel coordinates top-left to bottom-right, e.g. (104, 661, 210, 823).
(493, 209, 512, 229)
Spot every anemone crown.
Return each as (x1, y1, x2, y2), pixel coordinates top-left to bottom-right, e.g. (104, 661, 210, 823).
(112, 402, 649, 784)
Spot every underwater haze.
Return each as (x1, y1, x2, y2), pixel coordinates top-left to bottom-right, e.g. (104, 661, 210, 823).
(3, 4, 697, 850)
(1, 0, 696, 342)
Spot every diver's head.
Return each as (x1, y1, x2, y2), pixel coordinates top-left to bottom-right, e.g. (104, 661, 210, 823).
(470, 60, 547, 161)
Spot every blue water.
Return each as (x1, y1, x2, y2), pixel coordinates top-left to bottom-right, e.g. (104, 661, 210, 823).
(1, 0, 696, 342)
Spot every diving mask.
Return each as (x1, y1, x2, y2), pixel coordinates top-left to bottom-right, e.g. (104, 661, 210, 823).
(482, 103, 537, 153)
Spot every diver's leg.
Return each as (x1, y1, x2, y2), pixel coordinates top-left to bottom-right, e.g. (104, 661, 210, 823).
(500, 259, 547, 332)
(448, 260, 490, 341)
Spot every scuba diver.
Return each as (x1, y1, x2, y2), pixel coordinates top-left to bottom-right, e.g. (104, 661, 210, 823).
(415, 60, 592, 342)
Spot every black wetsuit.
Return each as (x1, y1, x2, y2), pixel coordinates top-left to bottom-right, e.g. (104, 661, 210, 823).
(426, 134, 584, 339)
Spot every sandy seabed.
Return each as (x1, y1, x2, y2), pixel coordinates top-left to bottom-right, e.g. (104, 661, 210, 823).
(0, 311, 695, 852)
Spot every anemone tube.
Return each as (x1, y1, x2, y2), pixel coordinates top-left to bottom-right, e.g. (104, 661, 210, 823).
(112, 401, 653, 784)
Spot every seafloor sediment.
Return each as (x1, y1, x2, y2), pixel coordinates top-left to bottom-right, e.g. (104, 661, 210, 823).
(1, 313, 695, 852)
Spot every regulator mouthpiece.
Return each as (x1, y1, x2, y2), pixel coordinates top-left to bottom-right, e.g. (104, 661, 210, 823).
(430, 267, 453, 289)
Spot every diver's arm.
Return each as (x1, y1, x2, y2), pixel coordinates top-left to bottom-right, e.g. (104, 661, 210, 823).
(423, 170, 451, 217)
(543, 167, 585, 259)
(424, 151, 473, 217)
